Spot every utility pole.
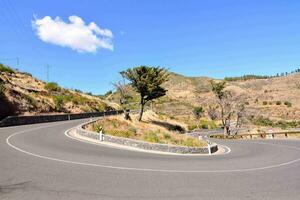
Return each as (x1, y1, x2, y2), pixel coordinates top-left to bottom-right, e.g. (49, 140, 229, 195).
(46, 64, 50, 82)
(16, 57, 19, 68)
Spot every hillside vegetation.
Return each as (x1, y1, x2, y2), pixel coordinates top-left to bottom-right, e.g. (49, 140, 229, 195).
(107, 70, 300, 128)
(0, 63, 116, 120)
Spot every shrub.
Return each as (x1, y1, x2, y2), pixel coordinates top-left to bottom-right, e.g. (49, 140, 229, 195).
(201, 124, 209, 129)
(180, 137, 206, 147)
(163, 133, 171, 139)
(108, 129, 135, 138)
(262, 101, 268, 105)
(74, 89, 82, 93)
(45, 82, 60, 92)
(253, 116, 274, 126)
(53, 95, 64, 111)
(199, 119, 218, 129)
(275, 101, 281, 105)
(128, 127, 137, 134)
(104, 90, 112, 96)
(187, 124, 198, 131)
(97, 103, 108, 112)
(0, 63, 14, 73)
(21, 72, 32, 77)
(25, 95, 37, 107)
(284, 101, 292, 107)
(92, 124, 103, 133)
(193, 106, 204, 119)
(143, 131, 161, 143)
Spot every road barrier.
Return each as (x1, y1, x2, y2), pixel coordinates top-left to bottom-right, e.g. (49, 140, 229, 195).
(210, 131, 300, 139)
(0, 110, 126, 127)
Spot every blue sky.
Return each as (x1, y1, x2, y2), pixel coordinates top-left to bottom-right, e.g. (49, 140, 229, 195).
(0, 0, 300, 94)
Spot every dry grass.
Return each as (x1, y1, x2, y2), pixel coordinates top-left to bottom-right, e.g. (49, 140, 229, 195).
(108, 72, 300, 124)
(0, 70, 117, 116)
(86, 111, 207, 147)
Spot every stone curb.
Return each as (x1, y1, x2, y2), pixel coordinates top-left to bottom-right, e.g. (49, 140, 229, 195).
(76, 119, 218, 154)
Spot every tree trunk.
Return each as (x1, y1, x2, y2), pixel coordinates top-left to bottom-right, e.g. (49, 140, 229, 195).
(138, 98, 145, 121)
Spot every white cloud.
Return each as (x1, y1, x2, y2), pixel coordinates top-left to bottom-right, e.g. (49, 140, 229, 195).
(32, 15, 113, 53)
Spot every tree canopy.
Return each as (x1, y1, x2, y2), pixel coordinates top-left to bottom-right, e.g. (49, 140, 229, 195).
(120, 66, 169, 121)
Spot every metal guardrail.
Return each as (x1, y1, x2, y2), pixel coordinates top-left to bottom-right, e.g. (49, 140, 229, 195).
(210, 131, 300, 139)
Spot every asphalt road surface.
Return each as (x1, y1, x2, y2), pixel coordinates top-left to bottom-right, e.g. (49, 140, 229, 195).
(1, 119, 300, 199)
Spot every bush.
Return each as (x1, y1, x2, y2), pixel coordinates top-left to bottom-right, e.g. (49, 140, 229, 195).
(199, 119, 218, 129)
(0, 63, 14, 73)
(163, 133, 171, 139)
(104, 90, 112, 96)
(284, 101, 292, 107)
(45, 82, 60, 92)
(262, 101, 268, 105)
(253, 116, 274, 126)
(92, 124, 103, 133)
(187, 124, 198, 131)
(21, 72, 32, 77)
(143, 131, 161, 143)
(179, 137, 206, 147)
(201, 124, 209, 129)
(53, 95, 64, 111)
(25, 95, 37, 107)
(193, 106, 204, 119)
(108, 129, 135, 138)
(275, 101, 282, 105)
(97, 103, 108, 112)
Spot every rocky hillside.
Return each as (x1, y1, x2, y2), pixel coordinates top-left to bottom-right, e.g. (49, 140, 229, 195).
(0, 64, 117, 120)
(107, 70, 300, 126)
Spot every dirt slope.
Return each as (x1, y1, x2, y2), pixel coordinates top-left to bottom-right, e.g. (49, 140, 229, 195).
(0, 65, 117, 119)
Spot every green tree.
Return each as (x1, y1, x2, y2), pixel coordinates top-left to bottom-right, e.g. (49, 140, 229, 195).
(120, 66, 169, 121)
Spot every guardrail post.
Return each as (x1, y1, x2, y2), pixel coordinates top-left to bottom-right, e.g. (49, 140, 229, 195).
(68, 114, 70, 120)
(207, 143, 211, 155)
(99, 130, 103, 141)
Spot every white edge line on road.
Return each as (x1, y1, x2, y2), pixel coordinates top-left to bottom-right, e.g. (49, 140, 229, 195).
(5, 122, 300, 173)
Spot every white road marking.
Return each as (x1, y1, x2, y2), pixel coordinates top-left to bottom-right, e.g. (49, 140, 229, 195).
(5, 122, 300, 173)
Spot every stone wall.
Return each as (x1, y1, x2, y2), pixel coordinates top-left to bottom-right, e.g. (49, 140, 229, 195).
(0, 110, 124, 127)
(76, 120, 218, 155)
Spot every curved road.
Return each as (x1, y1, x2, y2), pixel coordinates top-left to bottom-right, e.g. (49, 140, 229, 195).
(1, 119, 300, 199)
